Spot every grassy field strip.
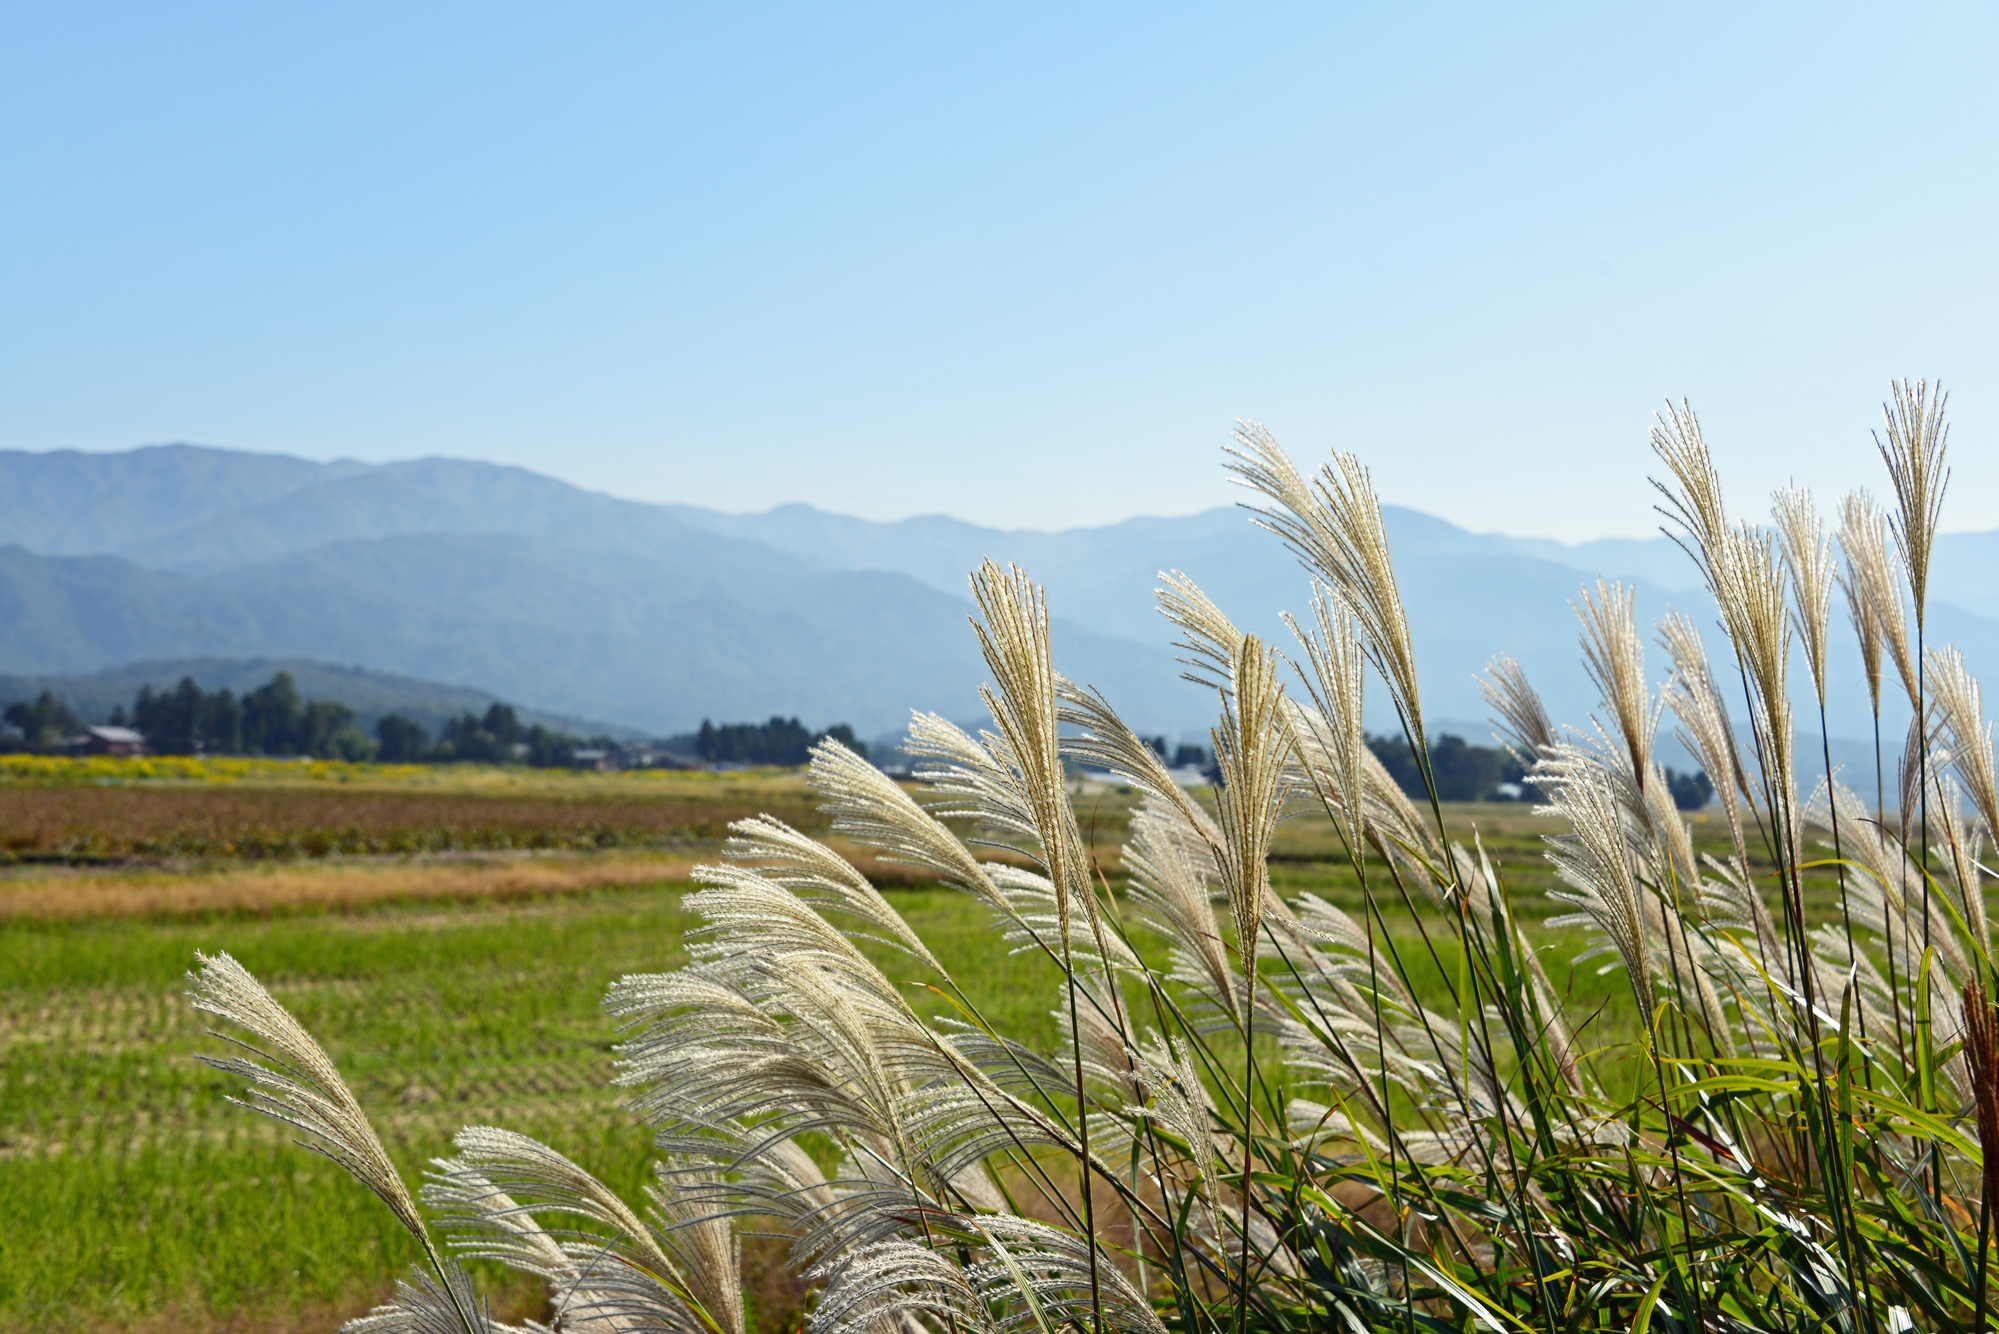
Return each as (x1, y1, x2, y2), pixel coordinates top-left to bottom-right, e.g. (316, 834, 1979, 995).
(0, 851, 701, 921)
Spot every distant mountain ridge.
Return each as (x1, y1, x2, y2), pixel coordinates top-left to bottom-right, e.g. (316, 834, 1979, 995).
(4, 443, 1997, 745)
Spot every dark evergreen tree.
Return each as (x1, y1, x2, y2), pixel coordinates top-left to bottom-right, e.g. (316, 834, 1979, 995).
(1664, 766, 1714, 811)
(3, 691, 81, 747)
(242, 672, 304, 754)
(375, 714, 430, 763)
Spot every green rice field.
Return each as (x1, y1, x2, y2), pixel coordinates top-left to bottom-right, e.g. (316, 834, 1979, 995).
(0, 762, 1715, 1332)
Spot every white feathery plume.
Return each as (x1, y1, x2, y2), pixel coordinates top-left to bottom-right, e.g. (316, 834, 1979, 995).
(1932, 774, 1989, 957)
(1574, 578, 1656, 790)
(808, 728, 1024, 932)
(1544, 774, 1656, 1028)
(725, 811, 946, 974)
(1284, 586, 1369, 853)
(904, 712, 1042, 848)
(1876, 379, 1951, 632)
(1658, 611, 1752, 871)
(1772, 486, 1836, 707)
(1836, 493, 1890, 720)
(1649, 400, 1731, 588)
(1159, 566, 1435, 871)
(1157, 569, 1244, 694)
(1929, 645, 1999, 851)
(1480, 654, 1555, 759)
(187, 951, 492, 1334)
(339, 1266, 498, 1334)
(1718, 523, 1799, 856)
(1839, 490, 1919, 711)
(189, 952, 429, 1245)
(1898, 713, 1928, 847)
(645, 1171, 746, 1334)
(1122, 799, 1238, 1022)
(967, 561, 1096, 954)
(1213, 634, 1293, 981)
(808, 1237, 994, 1334)
(1054, 672, 1228, 867)
(1129, 1033, 1223, 1213)
(424, 1128, 738, 1334)
(1225, 422, 1427, 748)
(964, 1215, 1168, 1334)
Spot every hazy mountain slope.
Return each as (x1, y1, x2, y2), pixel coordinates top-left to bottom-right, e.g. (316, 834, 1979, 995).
(121, 457, 621, 571)
(0, 445, 363, 556)
(0, 533, 1199, 736)
(0, 658, 624, 738)
(8, 442, 1998, 745)
(0, 545, 270, 673)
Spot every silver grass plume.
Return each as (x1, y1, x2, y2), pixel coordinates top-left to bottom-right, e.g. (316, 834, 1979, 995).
(1933, 774, 1989, 958)
(1224, 422, 1426, 749)
(424, 1127, 741, 1334)
(1130, 1033, 1223, 1214)
(1055, 673, 1227, 869)
(725, 811, 946, 975)
(1836, 493, 1889, 718)
(1157, 569, 1243, 694)
(1574, 578, 1655, 789)
(1480, 654, 1555, 759)
(187, 952, 491, 1334)
(968, 1216, 1167, 1334)
(1929, 646, 1997, 954)
(1544, 774, 1656, 1030)
(1929, 645, 1999, 855)
(1285, 586, 1368, 852)
(1840, 490, 1919, 710)
(807, 1238, 992, 1334)
(1772, 486, 1835, 707)
(1213, 633, 1293, 982)
(1876, 378, 1951, 631)
(967, 561, 1095, 951)
(1898, 712, 1928, 847)
(1649, 400, 1731, 592)
(1160, 568, 1437, 870)
(1720, 523, 1799, 855)
(1658, 611, 1753, 872)
(1122, 799, 1239, 1023)
(808, 730, 1022, 934)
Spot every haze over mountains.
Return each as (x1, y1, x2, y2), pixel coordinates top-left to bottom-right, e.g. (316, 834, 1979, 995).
(4, 443, 1996, 753)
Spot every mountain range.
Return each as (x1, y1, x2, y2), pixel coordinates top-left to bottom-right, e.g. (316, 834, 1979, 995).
(4, 443, 1996, 754)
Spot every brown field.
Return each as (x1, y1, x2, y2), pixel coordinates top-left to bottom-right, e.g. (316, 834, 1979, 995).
(0, 782, 829, 862)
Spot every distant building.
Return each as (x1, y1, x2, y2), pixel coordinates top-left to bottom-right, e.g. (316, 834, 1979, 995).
(76, 725, 147, 757)
(572, 748, 612, 771)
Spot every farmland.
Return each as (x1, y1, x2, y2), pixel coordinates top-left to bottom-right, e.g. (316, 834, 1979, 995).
(4, 758, 1729, 1332)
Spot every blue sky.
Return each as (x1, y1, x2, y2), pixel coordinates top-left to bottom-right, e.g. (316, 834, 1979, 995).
(3, 2, 1995, 537)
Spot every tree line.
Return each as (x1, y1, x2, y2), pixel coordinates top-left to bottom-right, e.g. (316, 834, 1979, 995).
(374, 702, 615, 767)
(1365, 731, 1711, 808)
(692, 717, 867, 766)
(1, 673, 616, 767)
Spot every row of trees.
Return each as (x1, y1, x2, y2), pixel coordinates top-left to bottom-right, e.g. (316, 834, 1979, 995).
(3, 692, 82, 748)
(374, 703, 615, 768)
(1365, 730, 1711, 808)
(1, 675, 615, 767)
(114, 673, 375, 760)
(692, 717, 867, 765)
